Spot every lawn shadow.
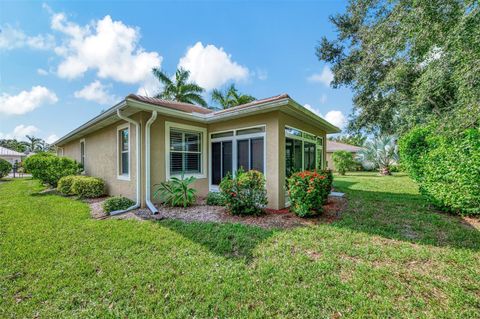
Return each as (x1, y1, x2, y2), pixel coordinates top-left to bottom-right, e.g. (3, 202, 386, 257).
(332, 178, 480, 251)
(158, 219, 277, 262)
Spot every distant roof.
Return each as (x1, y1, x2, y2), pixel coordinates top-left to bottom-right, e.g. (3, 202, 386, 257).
(127, 94, 213, 115)
(327, 141, 364, 153)
(0, 146, 25, 157)
(212, 93, 290, 115)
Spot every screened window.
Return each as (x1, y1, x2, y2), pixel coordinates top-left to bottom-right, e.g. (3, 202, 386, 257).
(119, 128, 129, 176)
(285, 126, 323, 177)
(170, 129, 202, 175)
(304, 142, 316, 171)
(237, 137, 264, 172)
(211, 141, 232, 185)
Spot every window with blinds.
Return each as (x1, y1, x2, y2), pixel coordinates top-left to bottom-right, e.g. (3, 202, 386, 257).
(170, 129, 202, 175)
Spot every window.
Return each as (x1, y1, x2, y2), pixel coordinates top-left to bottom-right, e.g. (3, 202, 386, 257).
(285, 126, 324, 177)
(211, 141, 232, 185)
(237, 137, 264, 172)
(80, 139, 85, 169)
(118, 127, 129, 177)
(170, 129, 202, 175)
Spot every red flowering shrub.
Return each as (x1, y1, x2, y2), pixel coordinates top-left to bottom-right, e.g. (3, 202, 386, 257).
(287, 170, 333, 217)
(219, 168, 268, 215)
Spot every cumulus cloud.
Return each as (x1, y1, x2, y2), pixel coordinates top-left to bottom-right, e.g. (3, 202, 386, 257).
(0, 25, 55, 50)
(178, 42, 249, 90)
(45, 134, 59, 144)
(0, 86, 58, 115)
(0, 125, 39, 140)
(50, 12, 162, 83)
(74, 80, 118, 105)
(324, 110, 347, 128)
(303, 103, 322, 116)
(308, 66, 334, 87)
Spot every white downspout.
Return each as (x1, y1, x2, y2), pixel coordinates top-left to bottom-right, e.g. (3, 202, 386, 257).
(110, 109, 141, 215)
(145, 111, 158, 213)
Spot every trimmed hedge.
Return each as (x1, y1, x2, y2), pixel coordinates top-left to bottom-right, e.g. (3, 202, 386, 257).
(399, 126, 480, 215)
(103, 196, 135, 215)
(57, 175, 77, 195)
(23, 153, 82, 187)
(71, 176, 105, 198)
(0, 159, 12, 178)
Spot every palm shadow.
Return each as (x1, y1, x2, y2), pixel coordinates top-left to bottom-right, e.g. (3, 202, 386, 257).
(331, 178, 480, 251)
(159, 219, 277, 262)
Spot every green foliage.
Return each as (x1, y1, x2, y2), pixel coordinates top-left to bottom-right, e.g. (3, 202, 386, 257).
(206, 191, 225, 206)
(70, 176, 105, 198)
(328, 134, 366, 147)
(23, 153, 82, 187)
(359, 136, 399, 175)
(317, 0, 480, 135)
(287, 170, 332, 217)
(0, 139, 28, 153)
(102, 196, 135, 215)
(154, 174, 197, 207)
(400, 126, 480, 215)
(152, 68, 207, 107)
(211, 84, 256, 109)
(220, 169, 267, 215)
(0, 158, 12, 178)
(332, 151, 356, 175)
(57, 175, 78, 195)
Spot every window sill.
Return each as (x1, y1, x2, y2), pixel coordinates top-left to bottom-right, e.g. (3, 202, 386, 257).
(168, 173, 206, 180)
(117, 174, 131, 181)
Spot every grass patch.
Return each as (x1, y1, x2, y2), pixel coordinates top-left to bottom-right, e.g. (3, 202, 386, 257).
(1, 175, 479, 318)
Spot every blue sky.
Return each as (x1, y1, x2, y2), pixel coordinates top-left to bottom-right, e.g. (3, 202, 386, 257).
(0, 0, 352, 143)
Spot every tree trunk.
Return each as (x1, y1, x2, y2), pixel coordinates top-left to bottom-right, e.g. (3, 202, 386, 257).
(379, 166, 391, 176)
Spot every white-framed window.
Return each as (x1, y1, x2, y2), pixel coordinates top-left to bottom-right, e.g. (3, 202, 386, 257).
(165, 121, 207, 179)
(117, 123, 130, 180)
(79, 138, 86, 173)
(285, 126, 324, 177)
(209, 125, 266, 190)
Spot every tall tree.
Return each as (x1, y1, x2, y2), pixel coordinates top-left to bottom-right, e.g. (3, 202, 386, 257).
(152, 68, 208, 107)
(25, 135, 42, 152)
(328, 134, 367, 147)
(211, 84, 256, 109)
(316, 0, 480, 135)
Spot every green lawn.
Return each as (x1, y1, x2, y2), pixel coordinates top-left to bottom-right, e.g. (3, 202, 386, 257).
(1, 173, 479, 318)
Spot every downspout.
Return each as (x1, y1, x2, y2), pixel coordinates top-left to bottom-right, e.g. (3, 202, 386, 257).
(110, 109, 141, 215)
(145, 111, 158, 213)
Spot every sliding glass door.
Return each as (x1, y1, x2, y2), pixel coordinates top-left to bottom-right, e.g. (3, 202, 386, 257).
(211, 141, 232, 186)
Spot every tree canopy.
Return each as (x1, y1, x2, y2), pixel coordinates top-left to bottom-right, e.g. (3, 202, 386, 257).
(317, 0, 479, 135)
(211, 84, 256, 109)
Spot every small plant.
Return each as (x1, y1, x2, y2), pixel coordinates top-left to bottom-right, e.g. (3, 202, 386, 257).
(57, 175, 78, 195)
(153, 174, 197, 207)
(287, 170, 332, 217)
(23, 153, 82, 186)
(71, 176, 105, 198)
(220, 169, 267, 215)
(206, 191, 225, 206)
(103, 196, 135, 215)
(0, 159, 12, 178)
(332, 151, 356, 175)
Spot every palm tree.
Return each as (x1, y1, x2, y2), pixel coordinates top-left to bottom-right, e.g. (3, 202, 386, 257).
(211, 84, 256, 109)
(25, 135, 42, 153)
(359, 135, 399, 175)
(152, 68, 207, 107)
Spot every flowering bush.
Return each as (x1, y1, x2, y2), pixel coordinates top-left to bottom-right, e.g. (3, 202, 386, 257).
(219, 169, 268, 215)
(287, 170, 333, 217)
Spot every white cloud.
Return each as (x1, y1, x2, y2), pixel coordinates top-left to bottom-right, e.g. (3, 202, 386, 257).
(50, 12, 162, 83)
(178, 42, 249, 90)
(0, 86, 58, 115)
(324, 110, 347, 128)
(0, 125, 39, 140)
(45, 134, 59, 144)
(0, 25, 55, 50)
(256, 68, 268, 81)
(308, 66, 334, 86)
(136, 72, 160, 97)
(37, 68, 49, 76)
(303, 103, 322, 116)
(74, 80, 117, 105)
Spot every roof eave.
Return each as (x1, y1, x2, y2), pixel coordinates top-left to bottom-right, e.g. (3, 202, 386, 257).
(287, 99, 341, 134)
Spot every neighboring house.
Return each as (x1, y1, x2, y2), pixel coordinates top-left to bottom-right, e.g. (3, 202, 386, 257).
(326, 141, 364, 171)
(0, 146, 25, 166)
(55, 94, 340, 211)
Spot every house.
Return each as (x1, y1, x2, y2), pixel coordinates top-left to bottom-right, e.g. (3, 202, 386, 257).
(0, 146, 25, 166)
(326, 140, 364, 171)
(54, 94, 340, 211)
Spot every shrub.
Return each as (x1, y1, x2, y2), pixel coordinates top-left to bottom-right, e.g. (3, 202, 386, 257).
(153, 174, 197, 207)
(23, 153, 82, 187)
(287, 170, 332, 217)
(220, 169, 267, 215)
(103, 196, 135, 215)
(57, 175, 77, 195)
(0, 159, 12, 178)
(206, 191, 225, 206)
(400, 126, 480, 215)
(71, 176, 105, 198)
(332, 151, 356, 175)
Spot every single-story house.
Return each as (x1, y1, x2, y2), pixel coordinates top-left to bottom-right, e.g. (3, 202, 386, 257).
(0, 146, 25, 166)
(326, 141, 364, 171)
(55, 93, 340, 212)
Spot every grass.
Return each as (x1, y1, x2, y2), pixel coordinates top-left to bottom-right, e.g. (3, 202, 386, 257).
(1, 173, 479, 318)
